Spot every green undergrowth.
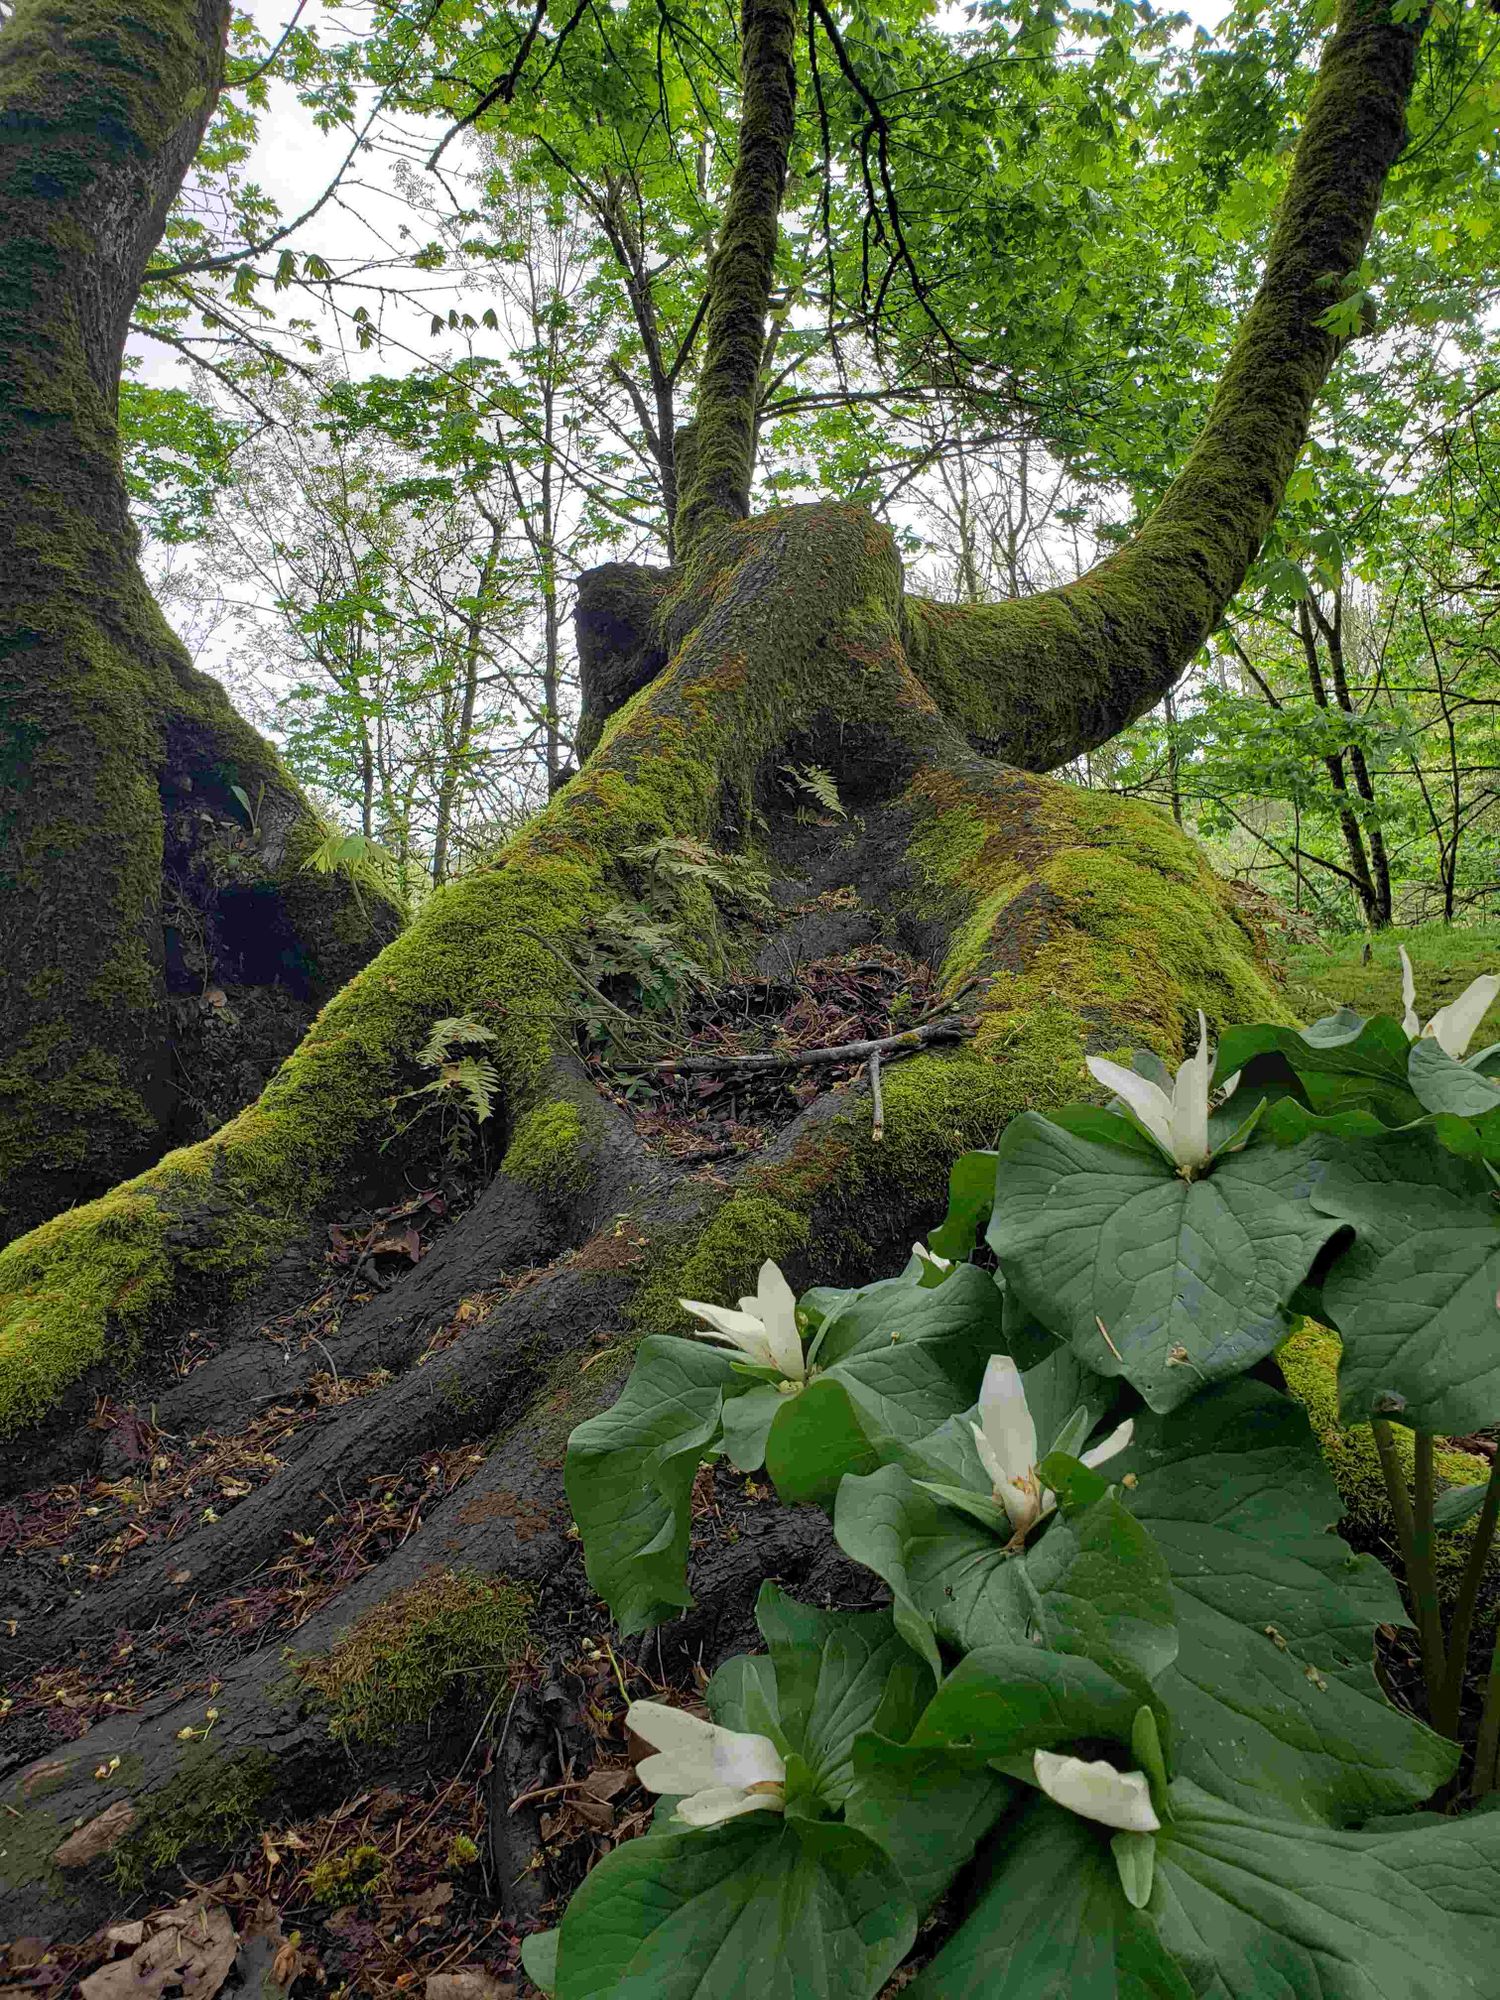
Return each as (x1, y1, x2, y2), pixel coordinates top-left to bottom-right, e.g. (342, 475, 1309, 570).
(1285, 921, 1500, 1044)
(1280, 1320, 1499, 1617)
(293, 1568, 530, 1747)
(110, 1745, 275, 1893)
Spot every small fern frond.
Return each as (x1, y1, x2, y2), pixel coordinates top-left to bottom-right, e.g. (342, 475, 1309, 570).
(416, 1015, 497, 1070)
(779, 762, 845, 818)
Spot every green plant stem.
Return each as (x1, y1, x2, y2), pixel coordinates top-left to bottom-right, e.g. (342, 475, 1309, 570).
(1372, 1418, 1445, 1714)
(1436, 1454, 1500, 1739)
(1475, 1628, 1500, 1799)
(1410, 1432, 1449, 1716)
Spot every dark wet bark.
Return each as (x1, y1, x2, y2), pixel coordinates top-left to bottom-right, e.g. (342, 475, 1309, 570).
(0, 0, 399, 1239)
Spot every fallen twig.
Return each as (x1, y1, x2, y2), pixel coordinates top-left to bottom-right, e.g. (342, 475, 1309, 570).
(869, 1050, 884, 1141)
(608, 1017, 970, 1076)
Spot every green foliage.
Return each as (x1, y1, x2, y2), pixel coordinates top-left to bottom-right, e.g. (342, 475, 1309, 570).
(546, 978, 1500, 1994)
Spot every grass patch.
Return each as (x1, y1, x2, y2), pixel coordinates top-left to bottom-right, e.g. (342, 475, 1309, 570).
(1285, 920, 1500, 1040)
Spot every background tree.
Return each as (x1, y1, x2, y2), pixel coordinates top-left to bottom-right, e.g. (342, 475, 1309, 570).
(0, 0, 402, 1240)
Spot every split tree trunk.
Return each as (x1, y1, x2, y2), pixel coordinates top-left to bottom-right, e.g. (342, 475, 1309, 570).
(0, 0, 1429, 1941)
(0, 0, 401, 1242)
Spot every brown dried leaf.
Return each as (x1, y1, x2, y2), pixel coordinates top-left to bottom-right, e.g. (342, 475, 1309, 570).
(54, 1799, 138, 1867)
(424, 1975, 516, 2000)
(79, 1899, 237, 2000)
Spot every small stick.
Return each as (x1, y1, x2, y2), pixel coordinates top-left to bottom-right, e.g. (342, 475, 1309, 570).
(869, 1050, 884, 1141)
(611, 1018, 969, 1077)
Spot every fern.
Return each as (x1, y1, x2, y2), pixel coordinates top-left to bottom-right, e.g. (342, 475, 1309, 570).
(625, 837, 773, 910)
(412, 1054, 499, 1124)
(416, 1015, 497, 1069)
(779, 762, 845, 818)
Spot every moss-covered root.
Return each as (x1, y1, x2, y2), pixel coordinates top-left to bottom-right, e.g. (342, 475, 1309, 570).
(1280, 1321, 1500, 1631)
(903, 0, 1425, 772)
(634, 751, 1288, 1330)
(293, 1569, 530, 1747)
(0, 501, 912, 1436)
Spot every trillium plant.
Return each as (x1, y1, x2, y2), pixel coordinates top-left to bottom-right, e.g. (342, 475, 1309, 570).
(527, 969, 1500, 1999)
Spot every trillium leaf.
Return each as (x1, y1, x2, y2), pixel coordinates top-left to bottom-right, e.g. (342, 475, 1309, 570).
(912, 1785, 1500, 2000)
(990, 1113, 1338, 1412)
(1311, 1132, 1500, 1432)
(908, 1644, 1148, 1764)
(767, 1265, 1004, 1503)
(747, 1584, 932, 1806)
(908, 1797, 1191, 2000)
(548, 1815, 914, 2000)
(1217, 1014, 1410, 1084)
(833, 1466, 1175, 1693)
(719, 1382, 784, 1471)
(564, 1335, 737, 1634)
(842, 1736, 1013, 1915)
(925, 1148, 1000, 1266)
(1408, 1035, 1500, 1117)
(1120, 1379, 1457, 1822)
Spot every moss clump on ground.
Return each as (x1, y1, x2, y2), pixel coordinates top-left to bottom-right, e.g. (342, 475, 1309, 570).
(110, 1745, 274, 1892)
(1280, 1320, 1499, 1621)
(294, 1569, 530, 1747)
(501, 1099, 591, 1200)
(308, 1842, 386, 1905)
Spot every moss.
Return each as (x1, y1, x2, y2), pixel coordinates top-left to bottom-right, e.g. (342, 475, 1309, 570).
(308, 1843, 386, 1905)
(1279, 1320, 1500, 1619)
(502, 1099, 590, 1199)
(109, 1745, 275, 1892)
(447, 1832, 481, 1868)
(0, 1799, 66, 1897)
(293, 1569, 530, 1747)
(902, 0, 1422, 771)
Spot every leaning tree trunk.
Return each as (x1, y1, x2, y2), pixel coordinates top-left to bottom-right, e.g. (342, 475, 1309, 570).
(0, 0, 401, 1245)
(0, 0, 1425, 1942)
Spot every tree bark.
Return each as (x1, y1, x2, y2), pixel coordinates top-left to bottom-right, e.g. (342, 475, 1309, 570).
(0, 0, 1434, 1944)
(0, 0, 400, 1241)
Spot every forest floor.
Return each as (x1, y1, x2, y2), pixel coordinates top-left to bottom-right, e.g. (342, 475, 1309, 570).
(7, 916, 1500, 1996)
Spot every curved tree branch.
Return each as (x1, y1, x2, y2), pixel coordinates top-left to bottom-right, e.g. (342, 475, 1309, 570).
(904, 0, 1428, 772)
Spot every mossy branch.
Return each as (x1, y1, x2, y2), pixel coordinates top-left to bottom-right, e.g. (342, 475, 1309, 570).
(675, 0, 798, 557)
(905, 0, 1428, 771)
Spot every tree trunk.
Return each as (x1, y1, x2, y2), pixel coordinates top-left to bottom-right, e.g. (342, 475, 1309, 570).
(0, 0, 1429, 1944)
(0, 0, 401, 1242)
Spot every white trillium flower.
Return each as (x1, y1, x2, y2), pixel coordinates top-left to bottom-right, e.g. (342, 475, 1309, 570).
(1399, 945, 1500, 1060)
(1086, 1011, 1237, 1175)
(1033, 1749, 1160, 1833)
(680, 1259, 806, 1380)
(626, 1700, 787, 1826)
(912, 1240, 953, 1275)
(970, 1354, 1133, 1540)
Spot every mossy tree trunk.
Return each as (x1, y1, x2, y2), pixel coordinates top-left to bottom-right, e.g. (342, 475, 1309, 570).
(0, 0, 401, 1244)
(0, 0, 1429, 1940)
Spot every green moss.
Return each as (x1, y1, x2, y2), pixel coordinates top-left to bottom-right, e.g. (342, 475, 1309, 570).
(110, 1746, 275, 1892)
(293, 1569, 530, 1747)
(447, 1832, 481, 1868)
(1279, 1320, 1500, 1619)
(502, 1099, 590, 1199)
(308, 1843, 386, 1905)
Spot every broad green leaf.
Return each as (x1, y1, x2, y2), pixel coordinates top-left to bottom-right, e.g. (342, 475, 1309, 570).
(1217, 1014, 1410, 1084)
(565, 1336, 735, 1634)
(909, 1644, 1147, 1763)
(1434, 1482, 1490, 1529)
(719, 1382, 784, 1471)
(549, 1816, 914, 2000)
(990, 1113, 1337, 1411)
(842, 1735, 1013, 1914)
(925, 1149, 1000, 1267)
(1312, 1132, 1500, 1432)
(1121, 1379, 1456, 1822)
(834, 1466, 1175, 1691)
(909, 1797, 1191, 1999)
(521, 1928, 560, 1994)
(914, 1785, 1500, 1999)
(1152, 1781, 1500, 1997)
(767, 1266, 1004, 1503)
(748, 1585, 932, 1805)
(1408, 1035, 1500, 1117)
